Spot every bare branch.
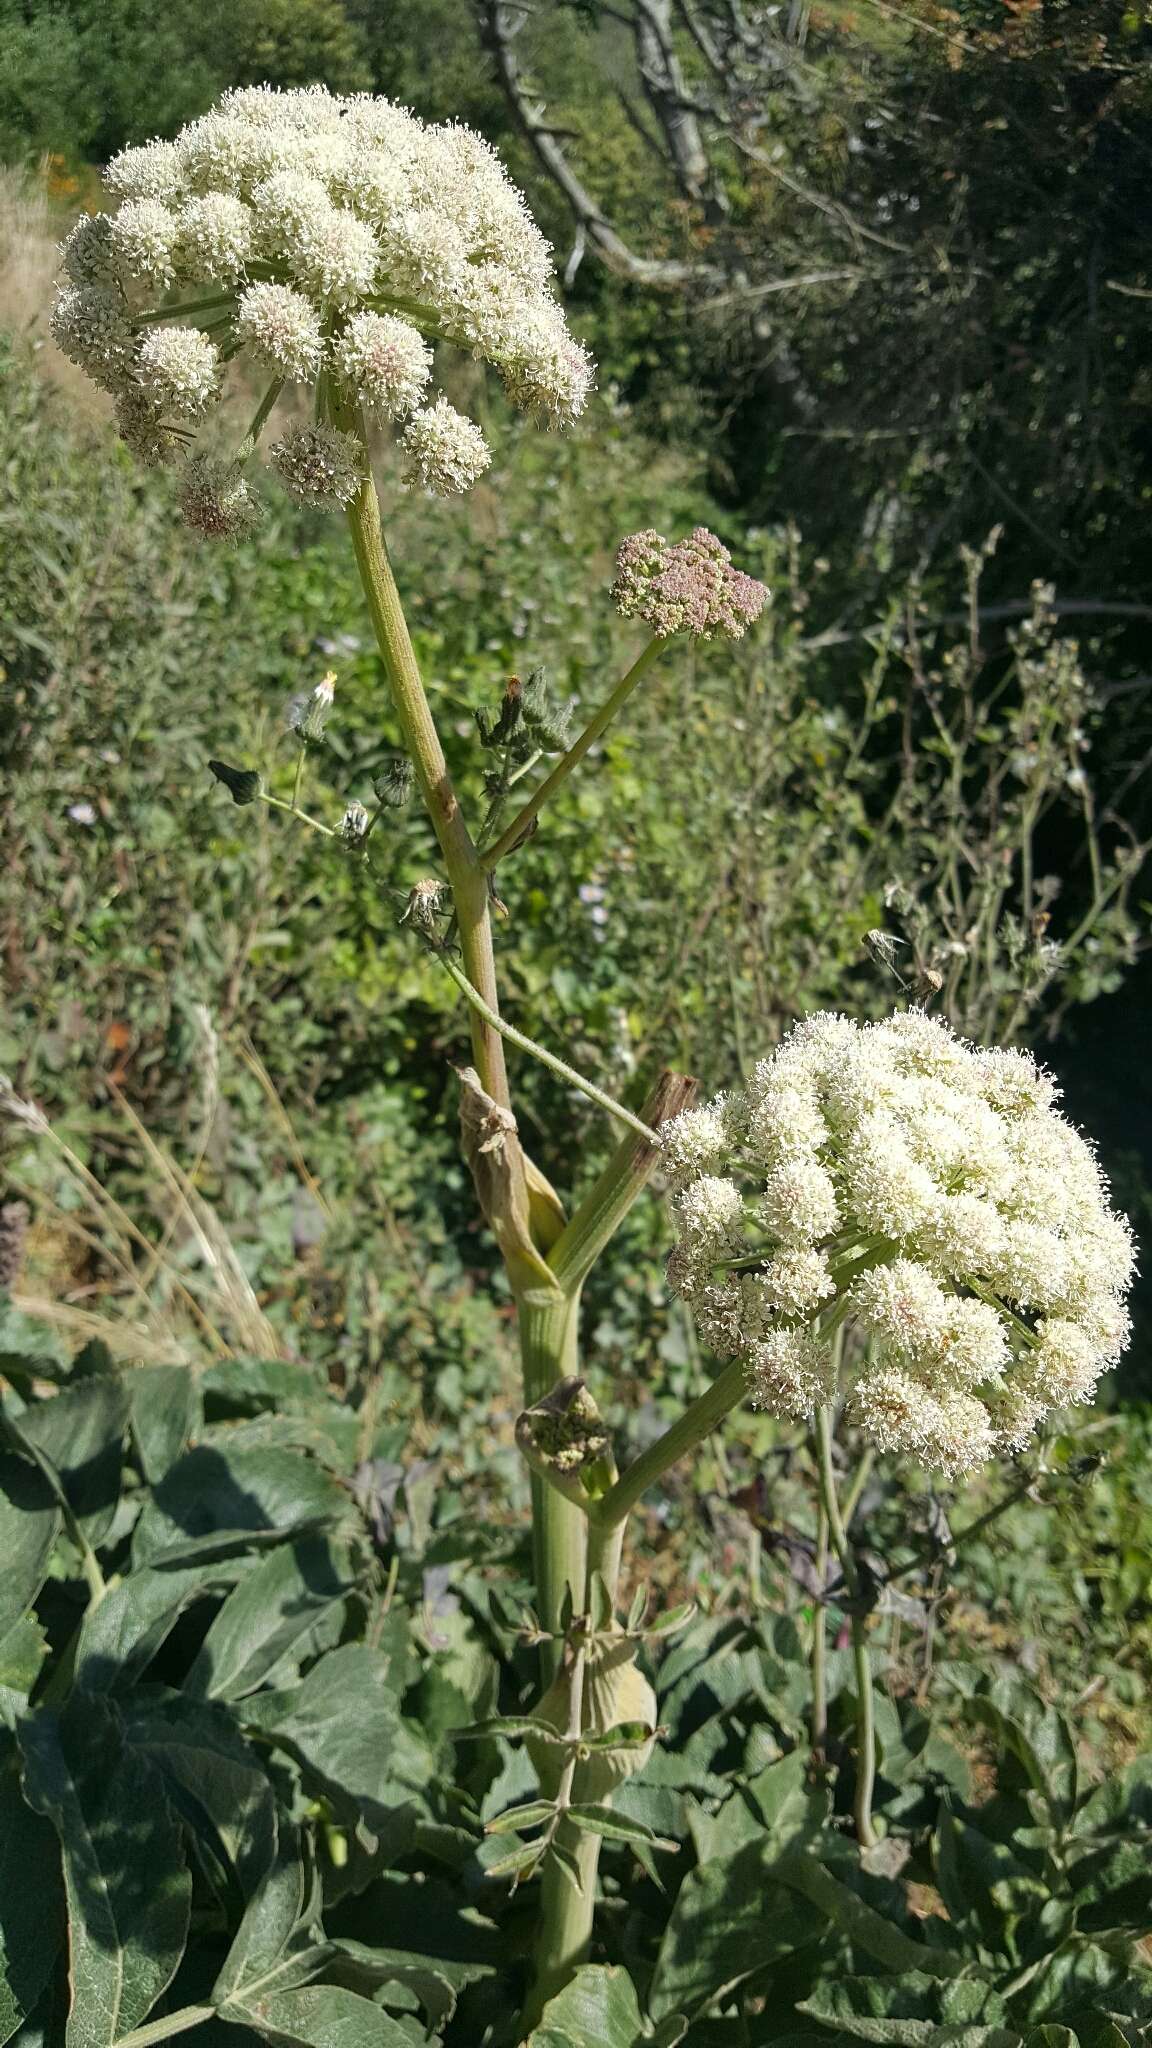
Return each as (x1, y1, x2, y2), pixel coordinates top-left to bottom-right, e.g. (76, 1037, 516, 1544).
(633, 0, 729, 213)
(475, 0, 724, 288)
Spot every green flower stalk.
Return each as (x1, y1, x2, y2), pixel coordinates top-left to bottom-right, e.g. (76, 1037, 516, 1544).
(52, 82, 775, 2029)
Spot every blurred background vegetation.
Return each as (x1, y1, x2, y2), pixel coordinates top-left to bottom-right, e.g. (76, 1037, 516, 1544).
(2, 0, 1152, 1699)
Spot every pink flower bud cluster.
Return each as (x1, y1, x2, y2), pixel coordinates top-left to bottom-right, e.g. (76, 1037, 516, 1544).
(613, 526, 768, 641)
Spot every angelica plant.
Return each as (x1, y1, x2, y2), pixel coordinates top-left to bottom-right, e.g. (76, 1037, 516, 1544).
(45, 79, 1133, 2033)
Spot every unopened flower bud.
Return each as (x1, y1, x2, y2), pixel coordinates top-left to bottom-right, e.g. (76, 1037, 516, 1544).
(373, 757, 414, 807)
(208, 758, 261, 805)
(287, 672, 337, 741)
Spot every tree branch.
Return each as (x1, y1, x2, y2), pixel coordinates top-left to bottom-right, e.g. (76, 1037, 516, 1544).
(475, 0, 724, 288)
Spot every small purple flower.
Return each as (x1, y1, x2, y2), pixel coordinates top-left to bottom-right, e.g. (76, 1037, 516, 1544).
(612, 525, 768, 641)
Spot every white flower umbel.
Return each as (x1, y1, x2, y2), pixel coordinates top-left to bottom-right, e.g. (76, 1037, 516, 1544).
(663, 1009, 1135, 1476)
(57, 84, 594, 531)
(135, 326, 221, 419)
(332, 310, 431, 419)
(235, 282, 324, 381)
(401, 397, 491, 496)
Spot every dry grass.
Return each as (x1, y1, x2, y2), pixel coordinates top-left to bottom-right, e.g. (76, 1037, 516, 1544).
(2, 1010, 289, 1369)
(0, 160, 111, 415)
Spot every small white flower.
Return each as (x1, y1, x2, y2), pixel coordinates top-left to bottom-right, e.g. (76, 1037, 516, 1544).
(331, 310, 431, 419)
(236, 282, 324, 381)
(105, 137, 185, 202)
(400, 398, 491, 497)
(108, 197, 180, 286)
(135, 326, 221, 420)
(176, 192, 253, 283)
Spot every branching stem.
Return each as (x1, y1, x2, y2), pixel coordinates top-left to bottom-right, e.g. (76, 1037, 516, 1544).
(434, 947, 657, 1141)
(481, 637, 666, 868)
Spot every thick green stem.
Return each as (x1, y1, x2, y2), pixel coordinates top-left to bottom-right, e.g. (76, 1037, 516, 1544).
(548, 1069, 697, 1296)
(590, 1356, 748, 1534)
(814, 1404, 877, 1849)
(527, 1826, 600, 2034)
(481, 638, 667, 869)
(811, 1502, 829, 1760)
(343, 446, 510, 1110)
(519, 1289, 587, 1677)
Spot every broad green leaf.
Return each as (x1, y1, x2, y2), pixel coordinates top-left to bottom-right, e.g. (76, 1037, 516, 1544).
(186, 1537, 356, 1700)
(212, 1828, 327, 2010)
(648, 1841, 821, 2020)
(6, 1378, 130, 1546)
(18, 1696, 190, 2048)
(200, 1358, 330, 1418)
(75, 1560, 243, 1692)
(935, 1808, 1044, 1956)
(330, 1873, 500, 1992)
(0, 1304, 68, 1388)
(0, 1616, 48, 1724)
(967, 1693, 1077, 1819)
(222, 1984, 417, 2047)
(128, 1366, 202, 1484)
(529, 1962, 647, 2047)
(0, 1734, 62, 2047)
(743, 1750, 831, 1851)
(122, 1693, 277, 1899)
(133, 1444, 350, 1568)
(326, 1944, 457, 2033)
(201, 1410, 359, 1470)
(1068, 2021, 1135, 2048)
(798, 1975, 1018, 2043)
(1073, 1758, 1152, 1838)
(1019, 1943, 1152, 2025)
(773, 1849, 969, 1980)
(484, 1837, 547, 1881)
(565, 1805, 679, 1852)
(0, 1452, 59, 1651)
(239, 1643, 409, 1816)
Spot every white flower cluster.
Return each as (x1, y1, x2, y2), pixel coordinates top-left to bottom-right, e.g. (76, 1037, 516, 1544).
(663, 1009, 1134, 1477)
(50, 85, 593, 530)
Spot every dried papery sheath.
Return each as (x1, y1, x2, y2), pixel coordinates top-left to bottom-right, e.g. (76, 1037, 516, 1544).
(60, 83, 595, 527)
(664, 1008, 1134, 1476)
